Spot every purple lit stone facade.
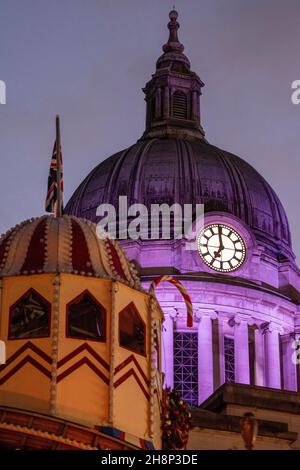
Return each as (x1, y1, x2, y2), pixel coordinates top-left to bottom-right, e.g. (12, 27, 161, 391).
(66, 11, 300, 404)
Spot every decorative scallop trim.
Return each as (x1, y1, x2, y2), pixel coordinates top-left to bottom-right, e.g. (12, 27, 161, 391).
(57, 216, 73, 273)
(75, 217, 106, 277)
(21, 217, 48, 273)
(117, 241, 141, 289)
(1, 220, 27, 274)
(0, 215, 142, 293)
(104, 239, 127, 282)
(149, 296, 156, 439)
(109, 237, 136, 287)
(64, 216, 74, 273)
(0, 422, 97, 450)
(104, 237, 142, 291)
(50, 275, 60, 416)
(108, 280, 117, 425)
(44, 216, 59, 273)
(5, 217, 43, 276)
(0, 234, 13, 273)
(98, 237, 116, 280)
(0, 218, 31, 242)
(0, 219, 38, 274)
(0, 225, 16, 271)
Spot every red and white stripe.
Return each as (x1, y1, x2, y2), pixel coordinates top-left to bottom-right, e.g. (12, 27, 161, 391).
(149, 275, 193, 327)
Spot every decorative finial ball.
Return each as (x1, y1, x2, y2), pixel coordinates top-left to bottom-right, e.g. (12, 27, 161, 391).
(169, 10, 178, 21)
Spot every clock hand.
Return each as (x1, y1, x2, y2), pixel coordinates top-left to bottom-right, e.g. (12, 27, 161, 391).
(214, 226, 224, 258)
(214, 248, 222, 258)
(218, 226, 224, 250)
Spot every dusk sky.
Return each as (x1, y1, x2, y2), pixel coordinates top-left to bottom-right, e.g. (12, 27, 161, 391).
(0, 0, 299, 258)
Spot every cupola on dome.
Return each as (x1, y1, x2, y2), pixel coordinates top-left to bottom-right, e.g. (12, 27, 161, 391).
(65, 10, 293, 263)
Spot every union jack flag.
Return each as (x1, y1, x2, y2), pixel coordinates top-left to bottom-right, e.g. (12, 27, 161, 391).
(45, 140, 63, 214)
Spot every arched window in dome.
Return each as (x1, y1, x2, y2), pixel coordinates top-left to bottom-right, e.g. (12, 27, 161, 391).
(67, 291, 106, 341)
(119, 302, 146, 356)
(9, 289, 51, 339)
(172, 90, 188, 119)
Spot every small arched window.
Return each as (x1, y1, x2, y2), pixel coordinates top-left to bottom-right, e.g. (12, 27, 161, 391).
(9, 288, 51, 339)
(119, 302, 146, 356)
(172, 90, 188, 119)
(67, 291, 106, 341)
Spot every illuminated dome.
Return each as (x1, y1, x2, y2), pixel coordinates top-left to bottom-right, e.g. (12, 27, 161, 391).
(64, 10, 300, 411)
(0, 214, 140, 288)
(65, 11, 293, 263)
(1, 10, 300, 450)
(65, 138, 293, 262)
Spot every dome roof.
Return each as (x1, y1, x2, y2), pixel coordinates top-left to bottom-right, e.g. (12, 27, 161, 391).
(65, 138, 293, 262)
(65, 11, 294, 263)
(0, 214, 140, 288)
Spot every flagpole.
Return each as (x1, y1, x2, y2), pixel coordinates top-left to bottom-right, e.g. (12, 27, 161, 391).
(56, 114, 62, 218)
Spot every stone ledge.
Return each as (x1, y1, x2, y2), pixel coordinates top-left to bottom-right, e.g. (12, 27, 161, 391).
(200, 383, 300, 415)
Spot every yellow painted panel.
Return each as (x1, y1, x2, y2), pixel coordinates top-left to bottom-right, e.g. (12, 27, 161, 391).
(113, 283, 151, 440)
(0, 362, 50, 413)
(56, 363, 109, 426)
(0, 274, 162, 448)
(114, 373, 149, 439)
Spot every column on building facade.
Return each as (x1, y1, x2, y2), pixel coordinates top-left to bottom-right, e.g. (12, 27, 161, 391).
(281, 332, 298, 391)
(231, 316, 250, 384)
(191, 90, 198, 120)
(264, 322, 282, 389)
(197, 311, 216, 404)
(163, 86, 169, 118)
(161, 311, 174, 389)
(217, 315, 226, 385)
(254, 327, 265, 386)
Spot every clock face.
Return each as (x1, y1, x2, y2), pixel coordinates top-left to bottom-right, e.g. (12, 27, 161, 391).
(197, 224, 246, 272)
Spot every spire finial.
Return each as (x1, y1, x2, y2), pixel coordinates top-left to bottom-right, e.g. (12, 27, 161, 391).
(140, 8, 205, 141)
(163, 9, 184, 53)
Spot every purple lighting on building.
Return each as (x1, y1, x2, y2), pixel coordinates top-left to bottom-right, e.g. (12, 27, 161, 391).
(65, 10, 300, 406)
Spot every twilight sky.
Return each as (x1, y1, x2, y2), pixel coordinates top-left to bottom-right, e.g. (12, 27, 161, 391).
(0, 0, 299, 259)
